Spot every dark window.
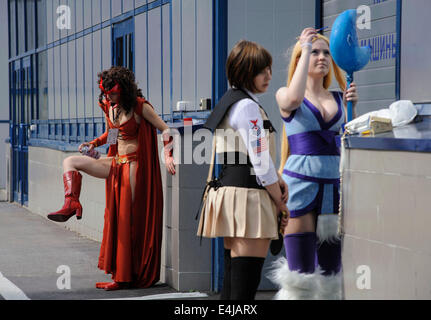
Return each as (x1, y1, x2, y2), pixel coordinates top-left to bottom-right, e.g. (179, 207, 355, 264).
(115, 36, 124, 67)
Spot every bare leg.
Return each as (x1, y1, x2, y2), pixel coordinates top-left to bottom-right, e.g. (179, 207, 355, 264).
(63, 155, 113, 179)
(129, 161, 137, 203)
(47, 156, 113, 222)
(284, 211, 316, 235)
(229, 238, 270, 258)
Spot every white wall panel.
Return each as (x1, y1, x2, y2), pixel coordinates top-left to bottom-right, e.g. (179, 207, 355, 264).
(76, 37, 84, 118)
(101, 27, 112, 70)
(84, 0, 92, 29)
(84, 33, 94, 117)
(401, 0, 431, 103)
(75, 0, 83, 32)
(136, 0, 146, 8)
(148, 7, 162, 114)
(101, 0, 111, 21)
(47, 0, 54, 43)
(135, 12, 148, 99)
(112, 0, 122, 17)
(54, 45, 61, 119)
(68, 40, 77, 119)
(196, 0, 212, 109)
(123, 0, 134, 12)
(92, 0, 101, 25)
(171, 0, 181, 108)
(92, 30, 102, 117)
(61, 43, 69, 119)
(162, 4, 171, 115)
(47, 48, 55, 119)
(181, 0, 196, 111)
(100, 26, 111, 121)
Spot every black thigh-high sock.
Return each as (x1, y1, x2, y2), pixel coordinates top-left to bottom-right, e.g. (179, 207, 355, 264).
(220, 249, 231, 300)
(230, 257, 265, 300)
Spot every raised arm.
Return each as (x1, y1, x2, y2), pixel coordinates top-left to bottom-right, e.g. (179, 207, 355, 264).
(276, 28, 317, 117)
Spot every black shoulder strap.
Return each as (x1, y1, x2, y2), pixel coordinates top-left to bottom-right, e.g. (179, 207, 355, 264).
(203, 89, 250, 131)
(204, 88, 276, 133)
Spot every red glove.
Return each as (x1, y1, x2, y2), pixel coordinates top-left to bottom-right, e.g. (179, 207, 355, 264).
(90, 130, 108, 148)
(162, 131, 173, 157)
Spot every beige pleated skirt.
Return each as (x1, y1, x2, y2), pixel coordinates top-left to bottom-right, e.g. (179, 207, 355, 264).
(197, 186, 278, 240)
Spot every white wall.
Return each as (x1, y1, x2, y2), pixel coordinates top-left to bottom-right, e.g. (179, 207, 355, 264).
(342, 148, 431, 299)
(172, 0, 212, 113)
(400, 0, 431, 103)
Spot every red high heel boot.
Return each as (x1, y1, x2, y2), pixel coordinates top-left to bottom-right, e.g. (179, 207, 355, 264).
(47, 171, 83, 222)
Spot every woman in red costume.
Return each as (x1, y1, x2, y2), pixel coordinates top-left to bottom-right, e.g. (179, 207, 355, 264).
(47, 66, 176, 291)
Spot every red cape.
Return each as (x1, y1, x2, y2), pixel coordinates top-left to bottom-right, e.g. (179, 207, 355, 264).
(97, 97, 164, 287)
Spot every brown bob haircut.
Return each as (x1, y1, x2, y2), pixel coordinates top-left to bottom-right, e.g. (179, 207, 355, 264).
(226, 40, 272, 92)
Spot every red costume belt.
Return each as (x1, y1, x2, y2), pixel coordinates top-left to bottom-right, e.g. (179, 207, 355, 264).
(114, 152, 138, 164)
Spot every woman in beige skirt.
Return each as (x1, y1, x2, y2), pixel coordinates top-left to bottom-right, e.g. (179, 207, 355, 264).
(198, 40, 289, 300)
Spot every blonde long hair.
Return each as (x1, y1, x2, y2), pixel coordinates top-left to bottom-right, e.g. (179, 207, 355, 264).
(278, 34, 347, 174)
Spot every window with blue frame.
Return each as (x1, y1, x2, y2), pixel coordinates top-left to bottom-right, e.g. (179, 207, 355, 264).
(10, 0, 214, 150)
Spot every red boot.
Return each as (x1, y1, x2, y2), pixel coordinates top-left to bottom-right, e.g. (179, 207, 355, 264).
(47, 171, 83, 222)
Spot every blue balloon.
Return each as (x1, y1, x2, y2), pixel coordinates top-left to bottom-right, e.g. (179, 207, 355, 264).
(329, 9, 371, 75)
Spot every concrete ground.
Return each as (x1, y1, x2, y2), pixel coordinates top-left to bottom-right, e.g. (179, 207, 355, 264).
(0, 202, 276, 301)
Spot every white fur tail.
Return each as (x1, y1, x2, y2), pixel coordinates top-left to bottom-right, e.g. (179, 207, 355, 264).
(316, 214, 341, 244)
(267, 258, 320, 300)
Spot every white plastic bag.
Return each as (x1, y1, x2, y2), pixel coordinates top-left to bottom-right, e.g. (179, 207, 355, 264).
(344, 100, 417, 134)
(389, 100, 417, 127)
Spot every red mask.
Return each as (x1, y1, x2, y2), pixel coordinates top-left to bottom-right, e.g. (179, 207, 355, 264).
(99, 79, 121, 95)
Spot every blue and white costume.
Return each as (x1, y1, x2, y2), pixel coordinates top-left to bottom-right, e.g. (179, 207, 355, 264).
(269, 91, 344, 300)
(282, 91, 343, 221)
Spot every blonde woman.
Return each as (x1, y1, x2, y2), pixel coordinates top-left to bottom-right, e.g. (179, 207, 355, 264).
(270, 28, 358, 300)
